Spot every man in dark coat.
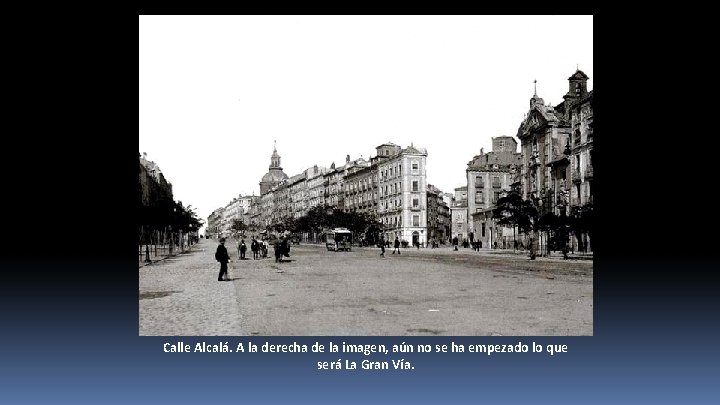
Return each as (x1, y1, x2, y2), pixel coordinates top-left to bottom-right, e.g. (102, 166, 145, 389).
(393, 237, 401, 254)
(215, 237, 230, 281)
(273, 237, 287, 263)
(251, 238, 259, 260)
(239, 239, 247, 260)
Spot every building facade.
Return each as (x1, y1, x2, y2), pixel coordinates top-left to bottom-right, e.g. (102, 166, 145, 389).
(450, 186, 468, 242)
(426, 184, 450, 243)
(515, 70, 593, 252)
(466, 136, 521, 248)
(376, 143, 428, 246)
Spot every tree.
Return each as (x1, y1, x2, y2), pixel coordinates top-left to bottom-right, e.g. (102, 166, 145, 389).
(537, 212, 559, 256)
(493, 190, 524, 249)
(231, 218, 247, 234)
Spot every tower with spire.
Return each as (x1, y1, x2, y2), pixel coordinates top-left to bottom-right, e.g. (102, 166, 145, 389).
(270, 140, 282, 170)
(259, 141, 289, 195)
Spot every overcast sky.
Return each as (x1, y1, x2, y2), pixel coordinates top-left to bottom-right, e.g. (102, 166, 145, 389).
(139, 15, 593, 232)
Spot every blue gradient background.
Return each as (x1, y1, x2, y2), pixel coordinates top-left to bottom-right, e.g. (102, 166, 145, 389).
(2, 259, 719, 404)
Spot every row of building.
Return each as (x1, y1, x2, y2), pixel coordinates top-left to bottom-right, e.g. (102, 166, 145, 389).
(207, 69, 593, 251)
(206, 141, 447, 247)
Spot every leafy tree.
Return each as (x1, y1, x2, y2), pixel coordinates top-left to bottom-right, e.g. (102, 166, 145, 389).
(231, 218, 247, 233)
(493, 190, 538, 251)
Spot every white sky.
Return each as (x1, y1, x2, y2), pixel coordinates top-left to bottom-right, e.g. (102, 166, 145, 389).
(139, 15, 592, 232)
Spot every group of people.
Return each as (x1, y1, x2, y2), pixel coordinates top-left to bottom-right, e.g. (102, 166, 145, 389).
(213, 236, 274, 281)
(242, 238, 268, 260)
(379, 236, 402, 257)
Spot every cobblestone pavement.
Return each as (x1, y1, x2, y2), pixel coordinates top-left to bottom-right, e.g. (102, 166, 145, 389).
(140, 238, 592, 336)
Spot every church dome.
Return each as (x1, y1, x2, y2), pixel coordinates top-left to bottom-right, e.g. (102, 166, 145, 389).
(261, 170, 288, 183)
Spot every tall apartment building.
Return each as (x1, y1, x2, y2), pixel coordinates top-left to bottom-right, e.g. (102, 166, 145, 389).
(376, 143, 428, 246)
(427, 184, 450, 243)
(466, 136, 521, 246)
(305, 165, 327, 212)
(450, 186, 468, 242)
(343, 157, 375, 215)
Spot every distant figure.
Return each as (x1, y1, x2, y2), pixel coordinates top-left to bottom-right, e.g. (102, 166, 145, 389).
(379, 236, 385, 257)
(251, 238, 259, 260)
(393, 237, 401, 254)
(452, 236, 459, 251)
(239, 239, 247, 260)
(215, 237, 230, 281)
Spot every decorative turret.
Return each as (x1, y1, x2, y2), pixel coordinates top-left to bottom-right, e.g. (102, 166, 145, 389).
(563, 69, 589, 102)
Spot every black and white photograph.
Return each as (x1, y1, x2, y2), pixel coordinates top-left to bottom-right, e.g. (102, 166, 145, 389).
(139, 15, 593, 336)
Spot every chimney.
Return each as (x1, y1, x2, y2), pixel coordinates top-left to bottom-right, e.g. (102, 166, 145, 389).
(346, 154, 350, 163)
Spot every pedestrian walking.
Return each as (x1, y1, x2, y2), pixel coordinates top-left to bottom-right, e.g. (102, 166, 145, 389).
(251, 238, 259, 260)
(393, 237, 401, 254)
(452, 236, 459, 251)
(240, 239, 247, 260)
(215, 237, 230, 281)
(379, 236, 385, 257)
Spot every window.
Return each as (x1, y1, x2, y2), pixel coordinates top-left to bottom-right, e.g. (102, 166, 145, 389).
(493, 192, 500, 203)
(413, 215, 420, 227)
(411, 161, 419, 173)
(412, 181, 419, 192)
(475, 176, 484, 188)
(492, 176, 501, 188)
(413, 198, 419, 208)
(475, 191, 483, 203)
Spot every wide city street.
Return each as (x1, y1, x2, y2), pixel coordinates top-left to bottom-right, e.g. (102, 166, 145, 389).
(139, 238, 592, 336)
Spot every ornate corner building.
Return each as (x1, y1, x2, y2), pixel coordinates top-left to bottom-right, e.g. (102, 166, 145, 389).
(516, 70, 593, 251)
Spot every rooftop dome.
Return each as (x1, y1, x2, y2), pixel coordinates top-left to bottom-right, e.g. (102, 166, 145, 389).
(261, 170, 288, 183)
